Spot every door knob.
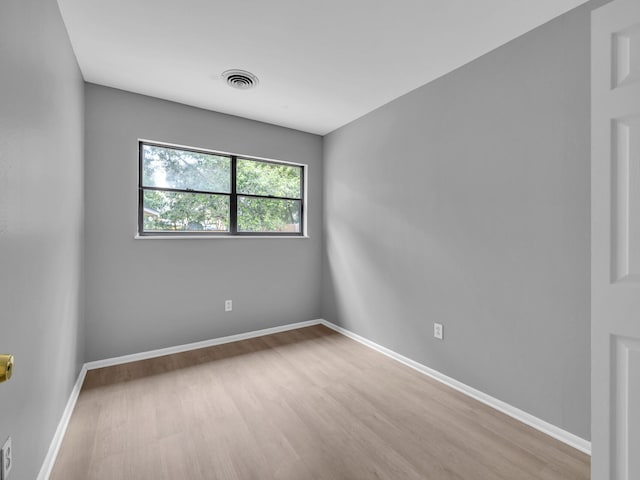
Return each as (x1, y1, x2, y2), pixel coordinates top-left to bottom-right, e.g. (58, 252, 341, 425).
(0, 355, 13, 383)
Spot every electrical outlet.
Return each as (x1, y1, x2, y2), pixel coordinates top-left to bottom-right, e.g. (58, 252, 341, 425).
(1, 436, 12, 479)
(434, 323, 443, 340)
(224, 300, 232, 312)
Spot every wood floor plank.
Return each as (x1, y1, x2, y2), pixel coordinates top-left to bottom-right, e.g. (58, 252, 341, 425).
(50, 325, 589, 479)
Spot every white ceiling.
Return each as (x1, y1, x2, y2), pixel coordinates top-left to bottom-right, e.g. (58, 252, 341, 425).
(57, 0, 590, 135)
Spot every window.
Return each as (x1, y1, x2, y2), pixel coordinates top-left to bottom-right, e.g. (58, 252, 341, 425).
(138, 141, 305, 236)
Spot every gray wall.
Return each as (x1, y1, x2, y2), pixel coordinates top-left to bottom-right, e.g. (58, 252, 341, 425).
(0, 2, 608, 475)
(322, 0, 609, 440)
(84, 85, 323, 361)
(0, 0, 85, 478)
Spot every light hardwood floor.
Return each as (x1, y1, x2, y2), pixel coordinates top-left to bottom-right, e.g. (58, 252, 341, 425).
(50, 325, 589, 479)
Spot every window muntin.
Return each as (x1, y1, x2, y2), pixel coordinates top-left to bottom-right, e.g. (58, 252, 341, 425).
(139, 142, 305, 236)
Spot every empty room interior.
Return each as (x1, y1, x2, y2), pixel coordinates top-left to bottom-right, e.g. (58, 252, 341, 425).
(2, 0, 640, 478)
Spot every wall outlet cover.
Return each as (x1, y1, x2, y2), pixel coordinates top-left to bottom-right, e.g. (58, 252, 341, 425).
(1, 436, 12, 479)
(225, 300, 233, 312)
(434, 323, 444, 340)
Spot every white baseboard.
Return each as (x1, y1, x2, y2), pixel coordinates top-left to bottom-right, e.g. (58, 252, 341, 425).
(39, 317, 590, 478)
(84, 319, 323, 370)
(37, 364, 88, 480)
(38, 319, 323, 478)
(318, 319, 591, 455)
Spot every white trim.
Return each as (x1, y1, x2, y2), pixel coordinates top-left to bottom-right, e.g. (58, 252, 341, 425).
(37, 365, 88, 480)
(38, 320, 323, 479)
(318, 319, 591, 455)
(84, 319, 322, 370)
(40, 317, 590, 479)
(133, 235, 310, 240)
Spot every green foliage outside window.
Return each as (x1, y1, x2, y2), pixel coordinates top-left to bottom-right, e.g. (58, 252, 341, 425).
(140, 143, 303, 235)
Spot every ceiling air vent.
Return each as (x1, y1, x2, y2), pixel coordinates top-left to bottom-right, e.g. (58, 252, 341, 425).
(222, 69, 259, 90)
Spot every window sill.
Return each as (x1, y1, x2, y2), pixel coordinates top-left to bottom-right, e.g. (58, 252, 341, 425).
(134, 235, 310, 240)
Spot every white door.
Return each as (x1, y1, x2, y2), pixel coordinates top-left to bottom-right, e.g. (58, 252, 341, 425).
(592, 0, 640, 479)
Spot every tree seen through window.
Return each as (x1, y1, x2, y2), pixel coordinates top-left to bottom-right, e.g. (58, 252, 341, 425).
(139, 142, 303, 235)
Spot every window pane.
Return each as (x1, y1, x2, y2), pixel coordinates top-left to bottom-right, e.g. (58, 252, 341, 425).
(143, 190, 229, 232)
(236, 159, 301, 199)
(237, 196, 301, 233)
(142, 144, 231, 193)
